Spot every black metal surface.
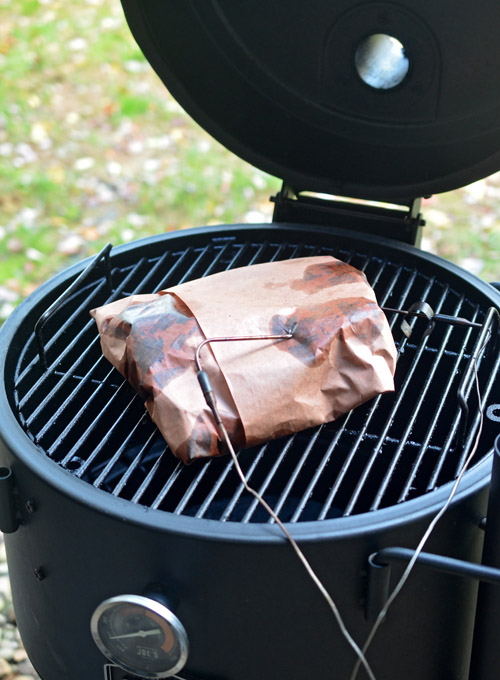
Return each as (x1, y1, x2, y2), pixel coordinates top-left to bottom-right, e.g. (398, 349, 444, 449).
(469, 433, 500, 680)
(119, 1, 500, 199)
(0, 452, 486, 680)
(2, 5, 500, 679)
(271, 185, 425, 245)
(105, 667, 195, 680)
(372, 545, 500, 587)
(8, 225, 500, 525)
(0, 467, 19, 534)
(366, 541, 500, 629)
(34, 243, 113, 369)
(1, 224, 498, 680)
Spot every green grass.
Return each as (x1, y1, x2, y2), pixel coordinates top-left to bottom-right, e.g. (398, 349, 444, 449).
(119, 95, 150, 118)
(0, 0, 498, 322)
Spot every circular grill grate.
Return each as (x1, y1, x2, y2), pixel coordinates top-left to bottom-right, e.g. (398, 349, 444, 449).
(11, 227, 500, 522)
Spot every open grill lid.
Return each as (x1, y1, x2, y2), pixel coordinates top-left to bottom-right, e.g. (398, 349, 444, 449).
(119, 1, 500, 201)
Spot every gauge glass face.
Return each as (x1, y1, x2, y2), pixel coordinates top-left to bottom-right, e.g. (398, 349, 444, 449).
(92, 596, 188, 679)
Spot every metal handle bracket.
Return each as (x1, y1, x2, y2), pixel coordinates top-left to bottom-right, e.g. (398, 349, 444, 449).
(34, 243, 113, 369)
(366, 545, 500, 623)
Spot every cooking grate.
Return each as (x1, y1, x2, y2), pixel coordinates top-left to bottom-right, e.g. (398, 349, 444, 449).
(10, 230, 500, 522)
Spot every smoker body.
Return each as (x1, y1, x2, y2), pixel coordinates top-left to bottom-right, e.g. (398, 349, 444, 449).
(0, 382, 491, 680)
(2, 0, 500, 677)
(0, 224, 499, 679)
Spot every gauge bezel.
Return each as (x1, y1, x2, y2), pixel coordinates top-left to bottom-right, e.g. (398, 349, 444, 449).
(90, 594, 189, 679)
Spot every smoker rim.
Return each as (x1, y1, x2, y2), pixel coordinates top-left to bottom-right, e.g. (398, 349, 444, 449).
(0, 223, 497, 544)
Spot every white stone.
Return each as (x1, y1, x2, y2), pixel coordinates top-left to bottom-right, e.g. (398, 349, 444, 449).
(127, 213, 148, 227)
(106, 161, 122, 176)
(73, 156, 95, 171)
(100, 16, 122, 30)
(68, 37, 87, 51)
(58, 235, 85, 255)
(124, 59, 149, 73)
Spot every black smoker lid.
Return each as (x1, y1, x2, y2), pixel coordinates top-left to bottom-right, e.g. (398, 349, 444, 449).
(119, 0, 500, 201)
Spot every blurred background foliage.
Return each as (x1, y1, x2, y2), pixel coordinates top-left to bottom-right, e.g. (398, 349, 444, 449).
(0, 0, 499, 322)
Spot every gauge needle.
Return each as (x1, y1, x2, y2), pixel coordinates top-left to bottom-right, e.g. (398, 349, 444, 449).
(109, 629, 162, 640)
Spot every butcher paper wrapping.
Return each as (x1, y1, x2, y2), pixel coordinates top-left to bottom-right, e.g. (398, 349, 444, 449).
(91, 256, 397, 463)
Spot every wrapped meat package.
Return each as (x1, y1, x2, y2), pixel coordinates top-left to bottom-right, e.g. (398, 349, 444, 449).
(91, 256, 397, 463)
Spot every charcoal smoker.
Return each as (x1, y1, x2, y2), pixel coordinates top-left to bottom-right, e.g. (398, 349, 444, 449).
(0, 2, 500, 679)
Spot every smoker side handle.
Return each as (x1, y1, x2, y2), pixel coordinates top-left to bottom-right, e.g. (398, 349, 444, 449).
(365, 545, 500, 624)
(0, 467, 19, 533)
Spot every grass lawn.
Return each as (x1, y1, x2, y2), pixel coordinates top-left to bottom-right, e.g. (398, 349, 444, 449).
(0, 0, 499, 322)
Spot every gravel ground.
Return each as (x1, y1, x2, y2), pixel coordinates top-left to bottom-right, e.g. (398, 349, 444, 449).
(0, 535, 40, 680)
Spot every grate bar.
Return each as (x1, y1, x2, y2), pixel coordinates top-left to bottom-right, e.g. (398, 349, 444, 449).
(148, 247, 193, 292)
(181, 241, 234, 282)
(289, 417, 351, 522)
(338, 249, 356, 265)
(317, 265, 422, 519)
(397, 305, 480, 502)
(367, 257, 388, 288)
(230, 251, 393, 523)
(426, 308, 500, 488)
(93, 412, 152, 489)
(242, 435, 301, 523)
(262, 430, 322, 524)
(33, 356, 111, 439)
(59, 383, 142, 468)
(291, 256, 397, 521)
(219, 446, 270, 521)
(173, 459, 216, 515)
(15, 279, 109, 389)
(343, 277, 447, 515)
(16, 247, 174, 392)
(112, 430, 162, 497)
(39, 246, 218, 455)
(24, 248, 173, 431)
(369, 294, 471, 510)
(150, 463, 185, 510)
(194, 456, 236, 519)
(51, 370, 121, 388)
(164, 239, 313, 519)
(149, 240, 309, 515)
(360, 254, 373, 271)
(131, 448, 169, 504)
(454, 341, 500, 475)
(161, 244, 213, 287)
(18, 256, 155, 412)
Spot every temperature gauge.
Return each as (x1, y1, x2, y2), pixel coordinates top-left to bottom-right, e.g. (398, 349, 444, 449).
(91, 594, 189, 679)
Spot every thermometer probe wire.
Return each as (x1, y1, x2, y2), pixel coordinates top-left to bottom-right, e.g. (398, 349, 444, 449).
(196, 335, 376, 680)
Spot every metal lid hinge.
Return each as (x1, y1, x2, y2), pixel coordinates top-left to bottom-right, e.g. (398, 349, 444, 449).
(271, 182, 425, 246)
